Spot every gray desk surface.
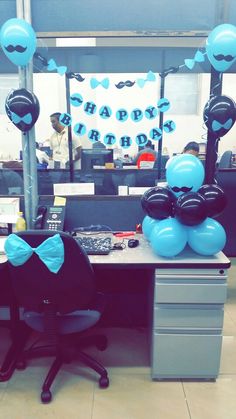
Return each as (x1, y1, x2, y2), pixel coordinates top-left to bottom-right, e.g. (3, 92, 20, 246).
(0, 235, 231, 270)
(85, 235, 231, 270)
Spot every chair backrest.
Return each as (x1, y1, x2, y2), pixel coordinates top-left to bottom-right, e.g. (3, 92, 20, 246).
(137, 152, 156, 169)
(218, 151, 232, 168)
(6, 230, 96, 314)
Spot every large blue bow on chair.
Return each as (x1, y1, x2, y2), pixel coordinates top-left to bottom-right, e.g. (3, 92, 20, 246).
(4, 234, 64, 274)
(136, 71, 156, 88)
(90, 77, 110, 89)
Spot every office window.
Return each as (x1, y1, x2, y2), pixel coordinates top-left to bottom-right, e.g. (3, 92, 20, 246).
(164, 73, 199, 115)
(0, 75, 18, 114)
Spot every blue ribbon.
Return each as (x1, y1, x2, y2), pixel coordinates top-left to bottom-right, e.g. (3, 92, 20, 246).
(4, 234, 64, 274)
(11, 112, 32, 125)
(47, 58, 67, 76)
(136, 71, 156, 88)
(184, 50, 205, 70)
(212, 118, 233, 132)
(90, 77, 110, 89)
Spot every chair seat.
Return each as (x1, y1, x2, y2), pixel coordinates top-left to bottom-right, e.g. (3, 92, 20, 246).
(24, 309, 101, 334)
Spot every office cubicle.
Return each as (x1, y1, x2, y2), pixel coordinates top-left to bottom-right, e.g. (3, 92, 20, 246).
(0, 168, 161, 196)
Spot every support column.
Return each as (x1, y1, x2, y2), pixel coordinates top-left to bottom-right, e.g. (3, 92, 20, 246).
(16, 0, 38, 228)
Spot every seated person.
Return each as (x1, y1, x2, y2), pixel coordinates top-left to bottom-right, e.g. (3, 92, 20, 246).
(92, 141, 106, 149)
(182, 141, 200, 157)
(132, 140, 157, 168)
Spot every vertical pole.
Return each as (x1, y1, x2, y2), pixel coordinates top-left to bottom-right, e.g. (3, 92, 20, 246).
(204, 67, 223, 184)
(17, 0, 38, 228)
(157, 74, 165, 180)
(65, 75, 74, 182)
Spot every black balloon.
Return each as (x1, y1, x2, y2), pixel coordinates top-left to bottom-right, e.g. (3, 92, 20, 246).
(198, 184, 227, 217)
(174, 192, 207, 226)
(203, 95, 236, 138)
(141, 186, 175, 220)
(5, 88, 40, 132)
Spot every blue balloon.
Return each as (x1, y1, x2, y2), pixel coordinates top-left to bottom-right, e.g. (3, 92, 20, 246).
(166, 154, 205, 197)
(150, 218, 187, 257)
(142, 215, 159, 240)
(206, 24, 236, 72)
(0, 18, 36, 66)
(187, 217, 226, 256)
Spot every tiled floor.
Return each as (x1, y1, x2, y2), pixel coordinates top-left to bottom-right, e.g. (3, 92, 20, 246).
(0, 260, 236, 419)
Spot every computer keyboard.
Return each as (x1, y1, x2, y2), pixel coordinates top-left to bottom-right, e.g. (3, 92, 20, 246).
(75, 235, 112, 255)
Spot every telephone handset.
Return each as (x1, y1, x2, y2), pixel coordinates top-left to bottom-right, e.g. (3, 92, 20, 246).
(35, 205, 65, 231)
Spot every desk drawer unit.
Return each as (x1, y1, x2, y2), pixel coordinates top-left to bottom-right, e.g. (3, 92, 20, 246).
(151, 268, 228, 380)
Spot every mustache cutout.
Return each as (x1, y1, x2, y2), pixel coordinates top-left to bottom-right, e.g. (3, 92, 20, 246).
(115, 80, 135, 89)
(66, 72, 85, 82)
(4, 44, 27, 53)
(171, 186, 193, 193)
(70, 96, 82, 103)
(213, 54, 234, 62)
(158, 101, 169, 109)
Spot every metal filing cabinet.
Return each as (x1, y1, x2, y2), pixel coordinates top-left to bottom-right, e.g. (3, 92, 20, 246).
(151, 268, 228, 380)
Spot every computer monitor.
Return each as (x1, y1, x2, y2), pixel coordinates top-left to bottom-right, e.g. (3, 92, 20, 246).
(81, 149, 114, 171)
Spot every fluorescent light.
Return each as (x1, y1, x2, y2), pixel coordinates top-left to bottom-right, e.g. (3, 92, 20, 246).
(56, 38, 96, 47)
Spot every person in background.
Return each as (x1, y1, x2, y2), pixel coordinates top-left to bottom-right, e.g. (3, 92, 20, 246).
(92, 141, 106, 149)
(35, 142, 49, 167)
(132, 140, 157, 164)
(182, 141, 200, 157)
(49, 112, 81, 168)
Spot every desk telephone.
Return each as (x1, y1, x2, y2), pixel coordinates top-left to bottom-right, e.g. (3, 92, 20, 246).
(35, 205, 65, 231)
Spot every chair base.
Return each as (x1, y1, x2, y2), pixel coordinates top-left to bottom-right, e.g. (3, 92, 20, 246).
(17, 333, 109, 403)
(0, 323, 31, 381)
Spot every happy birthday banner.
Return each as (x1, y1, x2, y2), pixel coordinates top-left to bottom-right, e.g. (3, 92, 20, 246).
(61, 93, 175, 147)
(58, 106, 176, 148)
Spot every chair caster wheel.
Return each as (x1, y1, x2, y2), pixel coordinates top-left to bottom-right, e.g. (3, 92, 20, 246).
(16, 360, 26, 370)
(41, 390, 52, 403)
(99, 376, 109, 388)
(97, 336, 108, 351)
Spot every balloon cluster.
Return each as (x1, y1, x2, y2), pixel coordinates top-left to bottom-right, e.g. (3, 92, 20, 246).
(141, 154, 227, 257)
(0, 18, 39, 133)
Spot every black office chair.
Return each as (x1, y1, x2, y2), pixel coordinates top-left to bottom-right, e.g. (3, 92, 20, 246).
(0, 263, 31, 381)
(218, 150, 232, 168)
(5, 230, 109, 403)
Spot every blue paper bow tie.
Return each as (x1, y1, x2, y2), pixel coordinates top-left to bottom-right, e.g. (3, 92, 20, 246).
(47, 58, 67, 76)
(90, 77, 110, 89)
(4, 234, 64, 274)
(136, 71, 156, 88)
(184, 50, 205, 70)
(11, 112, 32, 125)
(212, 118, 233, 132)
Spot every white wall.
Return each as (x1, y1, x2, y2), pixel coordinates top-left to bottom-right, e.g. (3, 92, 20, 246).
(0, 72, 236, 160)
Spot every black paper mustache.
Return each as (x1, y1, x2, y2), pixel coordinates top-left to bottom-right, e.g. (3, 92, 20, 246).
(5, 44, 27, 53)
(115, 80, 135, 89)
(171, 186, 193, 193)
(158, 101, 170, 109)
(213, 54, 234, 62)
(70, 96, 82, 103)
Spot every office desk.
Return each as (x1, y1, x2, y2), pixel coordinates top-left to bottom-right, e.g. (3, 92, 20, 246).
(0, 236, 231, 380)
